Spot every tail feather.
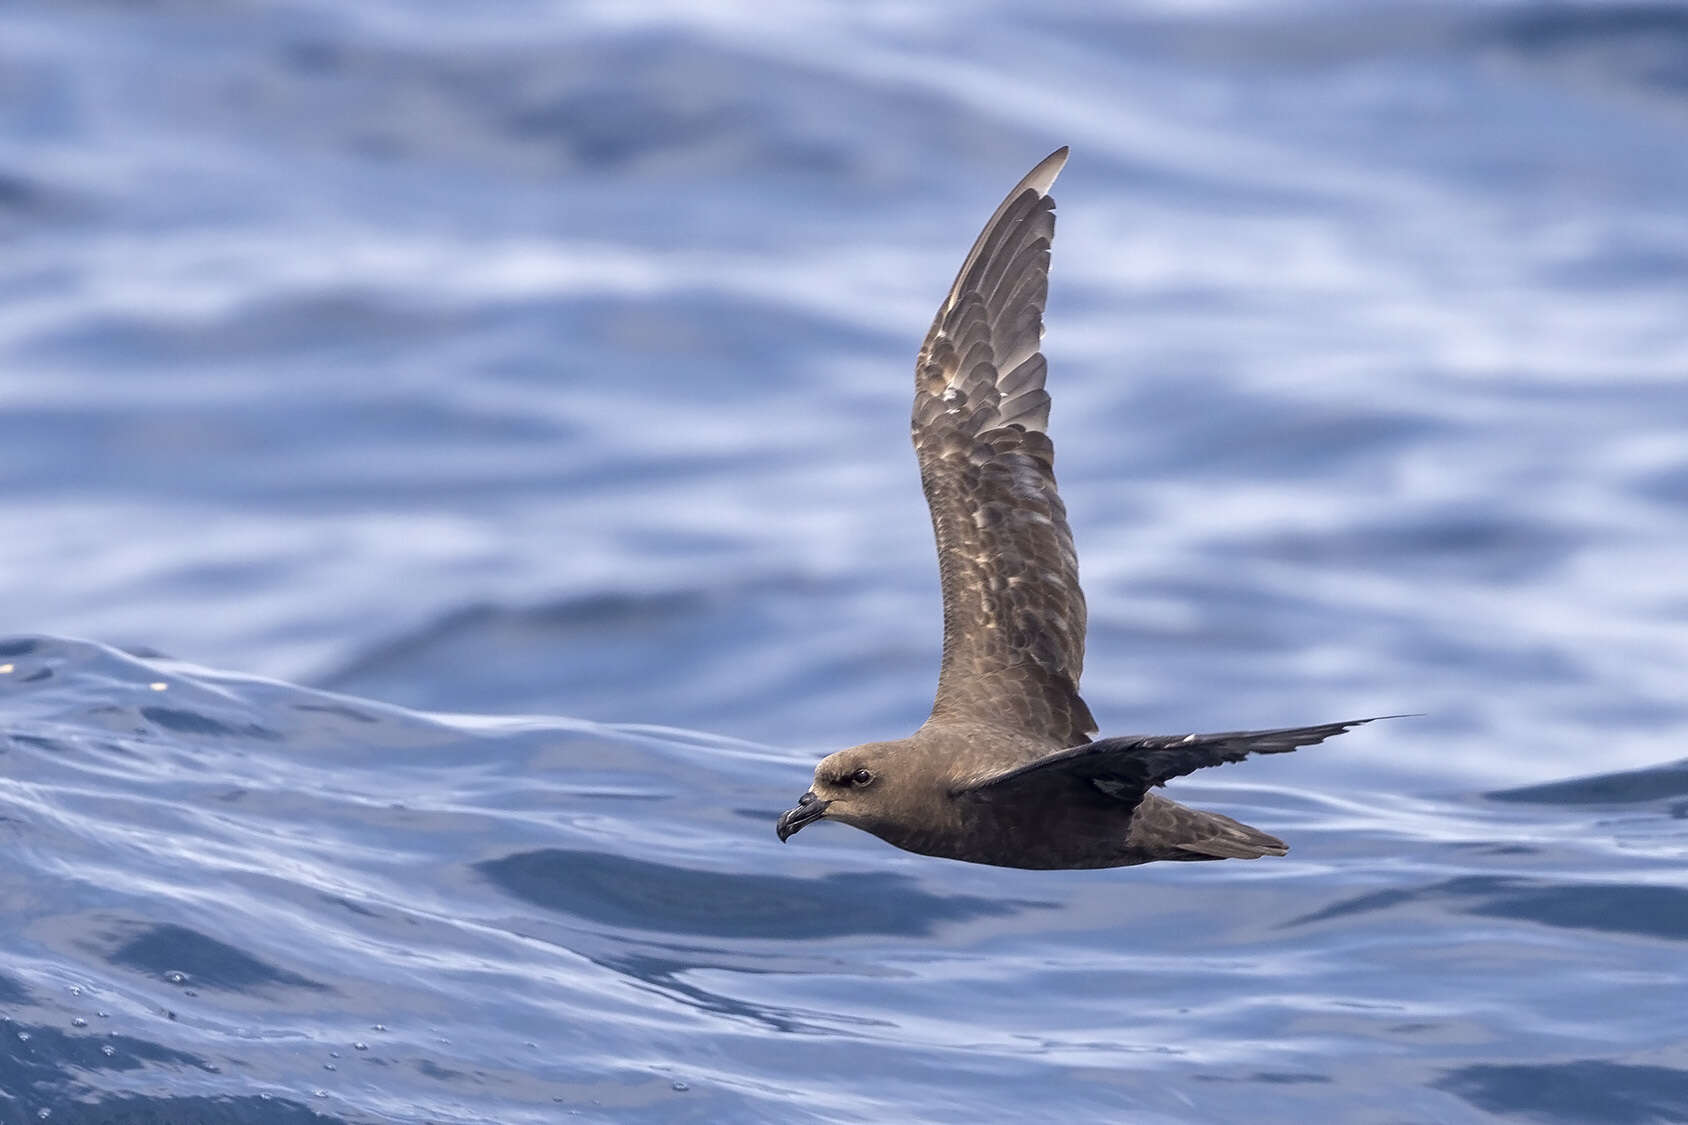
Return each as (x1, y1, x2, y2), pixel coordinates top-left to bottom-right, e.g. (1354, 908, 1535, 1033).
(1135, 793, 1291, 861)
(1174, 811, 1289, 860)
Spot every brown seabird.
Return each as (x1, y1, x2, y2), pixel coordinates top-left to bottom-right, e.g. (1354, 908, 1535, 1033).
(775, 148, 1386, 870)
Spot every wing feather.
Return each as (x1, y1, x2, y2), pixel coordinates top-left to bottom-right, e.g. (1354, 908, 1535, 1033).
(912, 148, 1094, 747)
(955, 717, 1392, 801)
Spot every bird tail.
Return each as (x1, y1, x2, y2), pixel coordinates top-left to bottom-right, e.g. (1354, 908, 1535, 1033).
(1171, 808, 1289, 860)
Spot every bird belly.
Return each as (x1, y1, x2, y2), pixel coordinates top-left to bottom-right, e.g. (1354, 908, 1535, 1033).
(942, 797, 1150, 870)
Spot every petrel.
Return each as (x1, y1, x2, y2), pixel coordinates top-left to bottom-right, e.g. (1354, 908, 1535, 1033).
(775, 148, 1387, 870)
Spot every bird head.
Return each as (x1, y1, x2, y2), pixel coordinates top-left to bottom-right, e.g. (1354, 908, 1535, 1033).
(776, 742, 900, 842)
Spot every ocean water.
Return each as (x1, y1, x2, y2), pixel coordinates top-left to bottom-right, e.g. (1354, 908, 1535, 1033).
(3, 1, 1687, 1122)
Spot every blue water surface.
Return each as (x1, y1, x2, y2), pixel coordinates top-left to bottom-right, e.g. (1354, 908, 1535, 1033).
(3, 1, 1688, 1122)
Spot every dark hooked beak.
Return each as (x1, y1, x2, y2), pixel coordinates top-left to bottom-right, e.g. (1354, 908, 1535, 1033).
(776, 791, 830, 842)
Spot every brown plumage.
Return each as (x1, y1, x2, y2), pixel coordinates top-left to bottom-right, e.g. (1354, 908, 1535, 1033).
(776, 148, 1387, 870)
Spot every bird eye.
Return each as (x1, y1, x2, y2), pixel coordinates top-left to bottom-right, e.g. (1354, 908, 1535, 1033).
(851, 768, 874, 786)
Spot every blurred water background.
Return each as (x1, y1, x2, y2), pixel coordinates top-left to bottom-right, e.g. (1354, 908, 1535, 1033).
(3, 1, 1688, 1121)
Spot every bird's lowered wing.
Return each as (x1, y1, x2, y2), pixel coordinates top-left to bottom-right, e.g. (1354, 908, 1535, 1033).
(954, 718, 1389, 802)
(913, 147, 1095, 748)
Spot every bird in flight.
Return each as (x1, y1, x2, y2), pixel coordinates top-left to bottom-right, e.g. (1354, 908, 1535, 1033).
(776, 148, 1386, 869)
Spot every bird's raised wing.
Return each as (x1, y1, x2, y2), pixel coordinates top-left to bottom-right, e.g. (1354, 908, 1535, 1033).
(953, 717, 1388, 803)
(912, 147, 1095, 748)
